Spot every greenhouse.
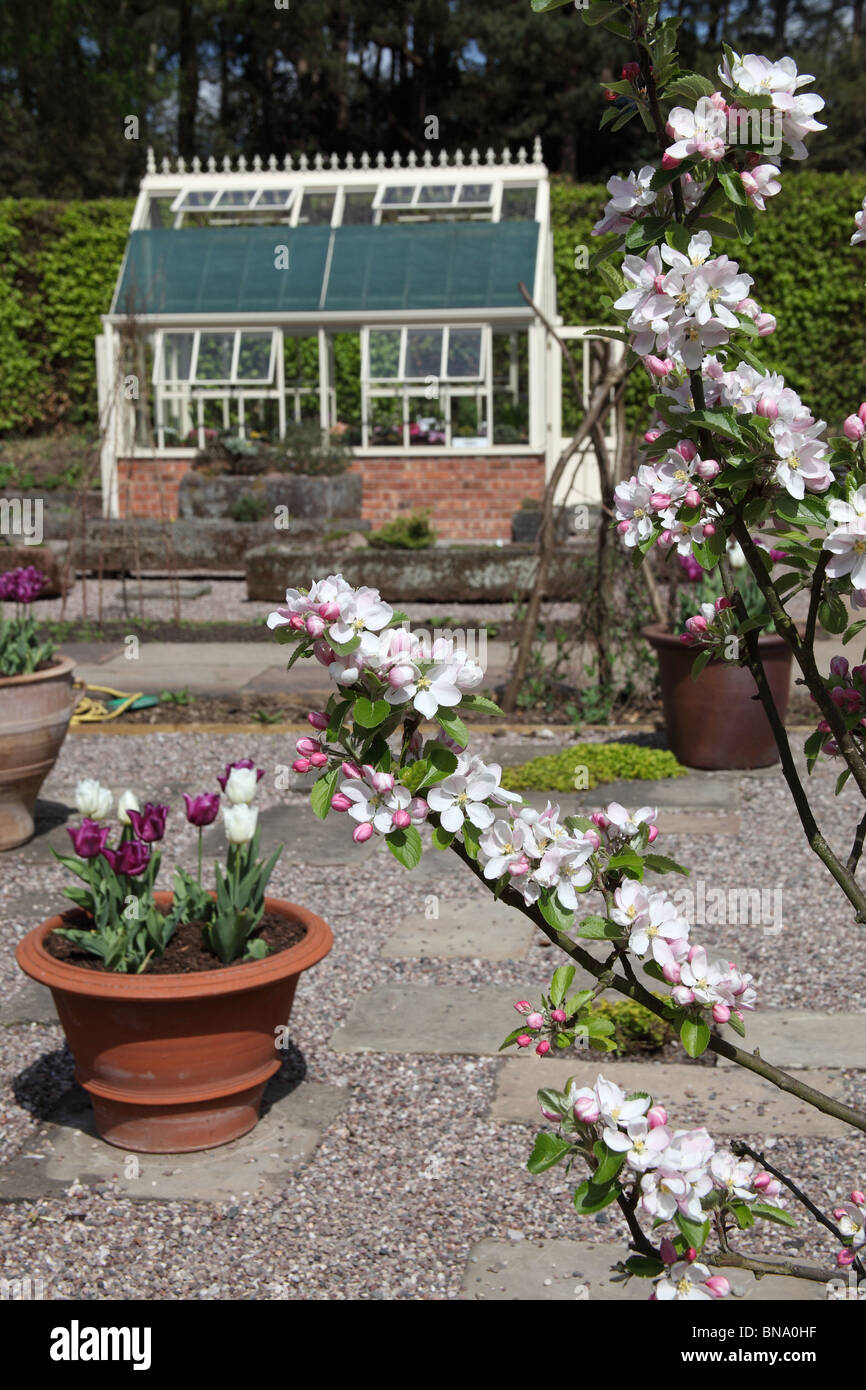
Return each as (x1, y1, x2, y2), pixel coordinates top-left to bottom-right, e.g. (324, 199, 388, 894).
(97, 141, 619, 537)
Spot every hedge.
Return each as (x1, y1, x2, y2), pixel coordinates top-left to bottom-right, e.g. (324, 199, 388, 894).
(1, 172, 865, 438)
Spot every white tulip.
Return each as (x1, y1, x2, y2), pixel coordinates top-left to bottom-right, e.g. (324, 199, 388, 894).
(224, 767, 259, 805)
(223, 803, 258, 844)
(75, 778, 114, 821)
(117, 789, 140, 826)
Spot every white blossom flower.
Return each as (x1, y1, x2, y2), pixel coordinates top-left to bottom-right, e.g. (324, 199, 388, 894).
(603, 1118, 672, 1172)
(533, 840, 595, 910)
(479, 818, 539, 879)
(595, 1076, 652, 1131)
(427, 765, 499, 833)
(655, 1261, 716, 1301)
(328, 586, 394, 646)
(628, 893, 691, 962)
(711, 1150, 757, 1202)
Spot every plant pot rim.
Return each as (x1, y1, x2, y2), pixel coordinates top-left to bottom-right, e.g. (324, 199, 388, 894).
(0, 652, 75, 687)
(16, 892, 333, 1000)
(641, 623, 790, 651)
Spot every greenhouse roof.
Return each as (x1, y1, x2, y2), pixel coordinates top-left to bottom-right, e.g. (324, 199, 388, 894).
(111, 222, 540, 318)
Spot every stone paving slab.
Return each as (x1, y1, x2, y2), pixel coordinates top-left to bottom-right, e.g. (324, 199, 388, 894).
(382, 898, 535, 961)
(73, 643, 289, 698)
(0, 978, 58, 1027)
(489, 1059, 849, 1135)
(717, 1010, 866, 1070)
(329, 984, 588, 1056)
(459, 1238, 825, 1301)
(0, 1078, 349, 1203)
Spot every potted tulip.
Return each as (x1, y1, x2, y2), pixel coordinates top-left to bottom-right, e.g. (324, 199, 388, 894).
(0, 565, 76, 850)
(641, 539, 794, 769)
(15, 759, 332, 1153)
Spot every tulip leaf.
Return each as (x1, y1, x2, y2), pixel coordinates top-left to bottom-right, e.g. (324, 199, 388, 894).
(310, 766, 339, 820)
(385, 824, 423, 870)
(679, 1017, 711, 1058)
(527, 1132, 572, 1173)
(353, 696, 390, 728)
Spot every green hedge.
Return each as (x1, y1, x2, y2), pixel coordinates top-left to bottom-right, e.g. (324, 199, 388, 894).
(1, 173, 865, 437)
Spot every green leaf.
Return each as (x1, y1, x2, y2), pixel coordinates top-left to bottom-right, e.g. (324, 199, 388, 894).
(606, 847, 644, 879)
(499, 1027, 528, 1052)
(527, 1132, 571, 1173)
(679, 1017, 711, 1058)
(577, 914, 622, 940)
(819, 595, 848, 635)
(437, 708, 468, 747)
(641, 852, 689, 877)
(549, 964, 576, 1007)
(695, 215, 739, 239)
(581, 0, 624, 23)
(538, 890, 575, 934)
(530, 0, 573, 10)
(310, 765, 339, 820)
(726, 1011, 746, 1037)
(674, 1211, 710, 1251)
(537, 1087, 570, 1118)
(431, 824, 455, 850)
(733, 202, 755, 243)
(353, 696, 391, 729)
(401, 759, 429, 794)
(717, 163, 748, 207)
(662, 72, 716, 102)
(593, 1140, 627, 1185)
(751, 1202, 797, 1227)
(842, 619, 866, 646)
(385, 824, 423, 870)
(731, 1201, 755, 1230)
(461, 820, 481, 859)
(459, 693, 504, 717)
(624, 215, 671, 253)
(836, 768, 851, 797)
(625, 1254, 665, 1277)
(419, 745, 459, 788)
(572, 1178, 620, 1214)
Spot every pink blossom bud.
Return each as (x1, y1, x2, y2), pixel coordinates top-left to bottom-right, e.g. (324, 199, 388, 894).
(621, 61, 641, 80)
(541, 1108, 560, 1123)
(647, 824, 659, 843)
(686, 1248, 697, 1264)
(289, 613, 305, 631)
(292, 758, 311, 774)
(508, 853, 530, 877)
(514, 1000, 532, 1015)
(755, 397, 779, 420)
(702, 523, 716, 538)
(536, 1039, 551, 1056)
(616, 520, 630, 535)
(712, 1002, 731, 1024)
(685, 615, 708, 637)
(662, 151, 681, 170)
(837, 1248, 856, 1267)
(679, 633, 695, 646)
(658, 529, 673, 547)
(370, 770, 395, 793)
(309, 751, 329, 768)
(695, 457, 720, 480)
(650, 492, 672, 511)
(740, 171, 758, 198)
(647, 1105, 667, 1129)
(584, 829, 601, 850)
(313, 640, 336, 666)
(307, 710, 329, 730)
(318, 601, 341, 621)
(516, 1034, 532, 1048)
(296, 736, 320, 755)
(736, 297, 760, 320)
(574, 1095, 601, 1124)
(550, 1009, 567, 1023)
(844, 414, 866, 441)
(662, 960, 681, 985)
(753, 1171, 775, 1192)
(684, 485, 701, 508)
(591, 812, 608, 829)
(408, 796, 429, 823)
(388, 664, 415, 689)
(671, 985, 694, 1005)
(715, 596, 732, 611)
(709, 91, 727, 111)
(526, 1012, 544, 1030)
(755, 313, 776, 336)
(352, 822, 374, 844)
(644, 428, 662, 444)
(851, 1190, 866, 1206)
(852, 666, 866, 685)
(859, 402, 866, 424)
(659, 1238, 677, 1265)
(341, 761, 362, 779)
(676, 440, 697, 462)
(646, 355, 673, 378)
(331, 792, 352, 812)
(305, 614, 326, 637)
(391, 808, 411, 829)
(705, 1276, 730, 1299)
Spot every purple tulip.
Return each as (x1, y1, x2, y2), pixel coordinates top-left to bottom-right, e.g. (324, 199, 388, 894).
(126, 802, 168, 843)
(102, 839, 151, 877)
(183, 791, 221, 827)
(0, 566, 47, 604)
(217, 759, 265, 792)
(67, 818, 111, 859)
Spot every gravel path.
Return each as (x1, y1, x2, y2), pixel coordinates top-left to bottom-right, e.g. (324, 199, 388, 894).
(0, 728, 863, 1299)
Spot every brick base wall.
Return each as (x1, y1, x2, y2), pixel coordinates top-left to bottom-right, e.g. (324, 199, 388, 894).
(115, 453, 546, 539)
(116, 458, 194, 520)
(349, 454, 545, 541)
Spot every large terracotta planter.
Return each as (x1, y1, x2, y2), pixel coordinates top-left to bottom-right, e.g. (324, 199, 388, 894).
(16, 892, 333, 1154)
(0, 654, 76, 851)
(643, 624, 794, 770)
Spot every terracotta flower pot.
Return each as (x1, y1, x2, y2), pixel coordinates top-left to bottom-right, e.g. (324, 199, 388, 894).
(642, 624, 794, 771)
(16, 892, 333, 1154)
(0, 654, 76, 850)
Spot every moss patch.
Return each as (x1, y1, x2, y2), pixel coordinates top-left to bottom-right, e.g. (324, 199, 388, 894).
(596, 997, 673, 1054)
(500, 741, 686, 792)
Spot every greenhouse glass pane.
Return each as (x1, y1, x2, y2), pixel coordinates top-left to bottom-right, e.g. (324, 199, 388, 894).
(446, 328, 482, 378)
(298, 192, 335, 226)
(236, 332, 274, 381)
(418, 185, 455, 204)
(368, 329, 401, 379)
(215, 189, 256, 207)
(500, 186, 537, 220)
(342, 192, 375, 225)
(257, 188, 294, 207)
(159, 332, 194, 382)
(179, 190, 217, 209)
(196, 332, 235, 381)
(458, 184, 492, 204)
(381, 186, 413, 205)
(405, 329, 443, 378)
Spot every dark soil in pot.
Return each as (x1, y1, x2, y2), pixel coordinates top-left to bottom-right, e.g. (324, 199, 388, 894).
(43, 909, 308, 973)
